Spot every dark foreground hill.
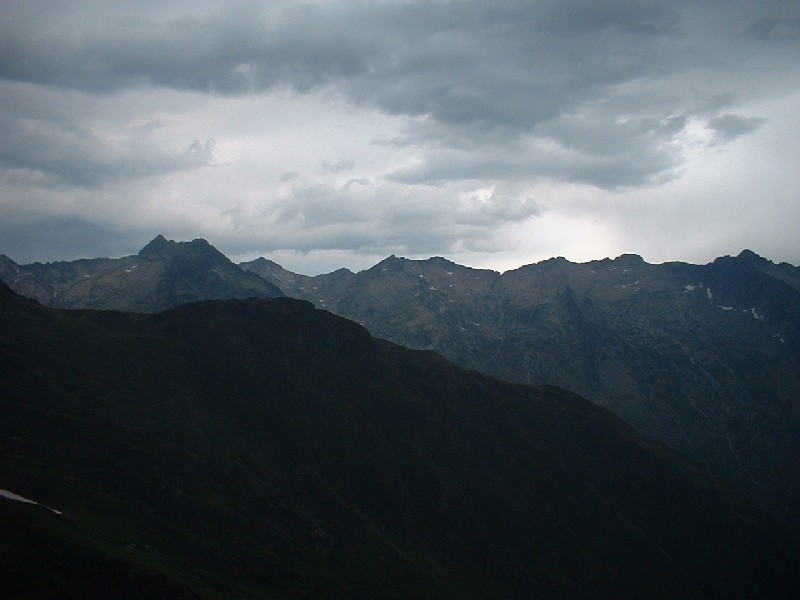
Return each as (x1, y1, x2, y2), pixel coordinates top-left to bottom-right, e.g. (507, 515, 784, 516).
(1, 281, 799, 599)
(0, 235, 281, 312)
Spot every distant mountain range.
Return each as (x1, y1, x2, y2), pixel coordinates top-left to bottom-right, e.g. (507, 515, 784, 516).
(0, 235, 281, 312)
(3, 279, 799, 598)
(3, 237, 800, 527)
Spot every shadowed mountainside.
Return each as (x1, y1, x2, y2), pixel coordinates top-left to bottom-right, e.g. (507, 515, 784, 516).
(2, 279, 799, 598)
(243, 250, 800, 525)
(3, 237, 799, 528)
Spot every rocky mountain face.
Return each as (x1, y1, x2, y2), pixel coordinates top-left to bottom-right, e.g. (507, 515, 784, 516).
(3, 279, 800, 599)
(243, 250, 800, 525)
(0, 235, 281, 312)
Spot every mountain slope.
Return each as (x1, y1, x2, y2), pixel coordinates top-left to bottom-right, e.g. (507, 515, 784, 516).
(2, 280, 799, 598)
(5, 239, 799, 527)
(0, 235, 282, 312)
(243, 250, 800, 525)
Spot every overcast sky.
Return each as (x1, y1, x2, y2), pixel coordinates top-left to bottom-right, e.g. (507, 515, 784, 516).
(1, 1, 798, 274)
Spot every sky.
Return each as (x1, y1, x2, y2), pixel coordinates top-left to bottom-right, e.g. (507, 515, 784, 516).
(1, 1, 799, 275)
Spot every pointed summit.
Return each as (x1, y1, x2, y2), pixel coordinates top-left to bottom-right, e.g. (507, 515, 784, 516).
(138, 234, 175, 258)
(737, 249, 767, 264)
(738, 248, 760, 259)
(2, 236, 281, 312)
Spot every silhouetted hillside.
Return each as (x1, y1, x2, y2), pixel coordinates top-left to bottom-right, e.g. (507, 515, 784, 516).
(2, 279, 799, 598)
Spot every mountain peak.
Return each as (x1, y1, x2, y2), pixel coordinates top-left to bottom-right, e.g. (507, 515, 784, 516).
(138, 234, 175, 258)
(614, 253, 646, 266)
(138, 235, 223, 263)
(738, 249, 766, 263)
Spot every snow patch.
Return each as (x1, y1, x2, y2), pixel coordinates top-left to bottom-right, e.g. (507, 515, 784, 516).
(706, 287, 713, 301)
(751, 308, 764, 321)
(0, 488, 61, 515)
(0, 489, 37, 505)
(683, 284, 695, 292)
(718, 306, 734, 311)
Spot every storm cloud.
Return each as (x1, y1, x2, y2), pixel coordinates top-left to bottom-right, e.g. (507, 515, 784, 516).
(1, 0, 798, 270)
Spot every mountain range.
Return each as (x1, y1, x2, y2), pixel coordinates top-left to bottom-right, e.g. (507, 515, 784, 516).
(0, 235, 281, 312)
(2, 278, 800, 598)
(242, 248, 800, 525)
(3, 237, 800, 527)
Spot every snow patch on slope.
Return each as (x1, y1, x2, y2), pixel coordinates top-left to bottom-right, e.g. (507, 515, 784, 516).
(0, 488, 62, 514)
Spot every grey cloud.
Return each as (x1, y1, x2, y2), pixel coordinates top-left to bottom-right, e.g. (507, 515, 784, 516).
(0, 2, 756, 118)
(321, 159, 355, 173)
(370, 136, 419, 149)
(343, 177, 370, 190)
(385, 130, 682, 190)
(707, 114, 766, 144)
(0, 2, 371, 95)
(746, 17, 800, 41)
(0, 215, 148, 264)
(460, 190, 544, 225)
(0, 93, 214, 187)
(245, 177, 540, 256)
(535, 0, 679, 35)
(1, 0, 794, 190)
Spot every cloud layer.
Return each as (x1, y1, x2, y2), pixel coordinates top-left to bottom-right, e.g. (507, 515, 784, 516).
(1, 0, 798, 271)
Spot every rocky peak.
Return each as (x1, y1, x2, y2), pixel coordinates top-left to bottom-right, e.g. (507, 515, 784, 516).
(371, 255, 407, 272)
(614, 253, 645, 265)
(738, 248, 762, 260)
(138, 234, 175, 259)
(138, 236, 227, 269)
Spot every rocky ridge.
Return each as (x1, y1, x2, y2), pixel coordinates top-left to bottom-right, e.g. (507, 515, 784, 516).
(0, 235, 281, 312)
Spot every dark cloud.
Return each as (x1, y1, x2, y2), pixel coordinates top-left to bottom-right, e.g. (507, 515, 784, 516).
(0, 85, 214, 187)
(707, 114, 766, 144)
(0, 2, 371, 94)
(0, 215, 148, 264)
(746, 17, 800, 41)
(1, 0, 793, 189)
